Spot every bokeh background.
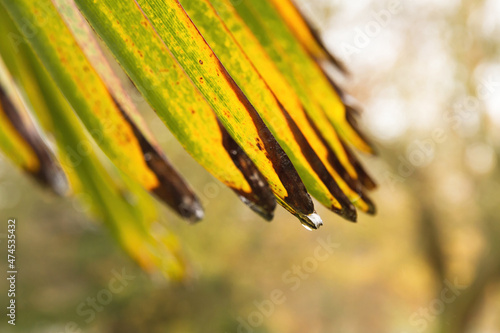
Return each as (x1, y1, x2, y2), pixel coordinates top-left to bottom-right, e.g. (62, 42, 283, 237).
(1, 0, 500, 332)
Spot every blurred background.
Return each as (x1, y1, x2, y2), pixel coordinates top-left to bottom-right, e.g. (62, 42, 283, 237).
(1, 0, 500, 332)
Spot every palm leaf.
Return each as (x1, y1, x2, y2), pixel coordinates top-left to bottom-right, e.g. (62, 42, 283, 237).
(134, 0, 319, 225)
(0, 14, 187, 279)
(76, 0, 322, 228)
(70, 0, 277, 221)
(188, 0, 375, 216)
(268, 0, 349, 73)
(0, 57, 66, 194)
(179, 0, 361, 221)
(0, 0, 378, 272)
(234, 0, 375, 155)
(0, 0, 205, 222)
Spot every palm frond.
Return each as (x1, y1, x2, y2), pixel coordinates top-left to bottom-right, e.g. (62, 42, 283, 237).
(0, 0, 378, 278)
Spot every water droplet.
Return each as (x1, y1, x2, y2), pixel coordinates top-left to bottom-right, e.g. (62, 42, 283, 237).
(299, 212, 323, 230)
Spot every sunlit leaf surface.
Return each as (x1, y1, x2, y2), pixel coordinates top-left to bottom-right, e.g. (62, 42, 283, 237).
(0, 0, 378, 278)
